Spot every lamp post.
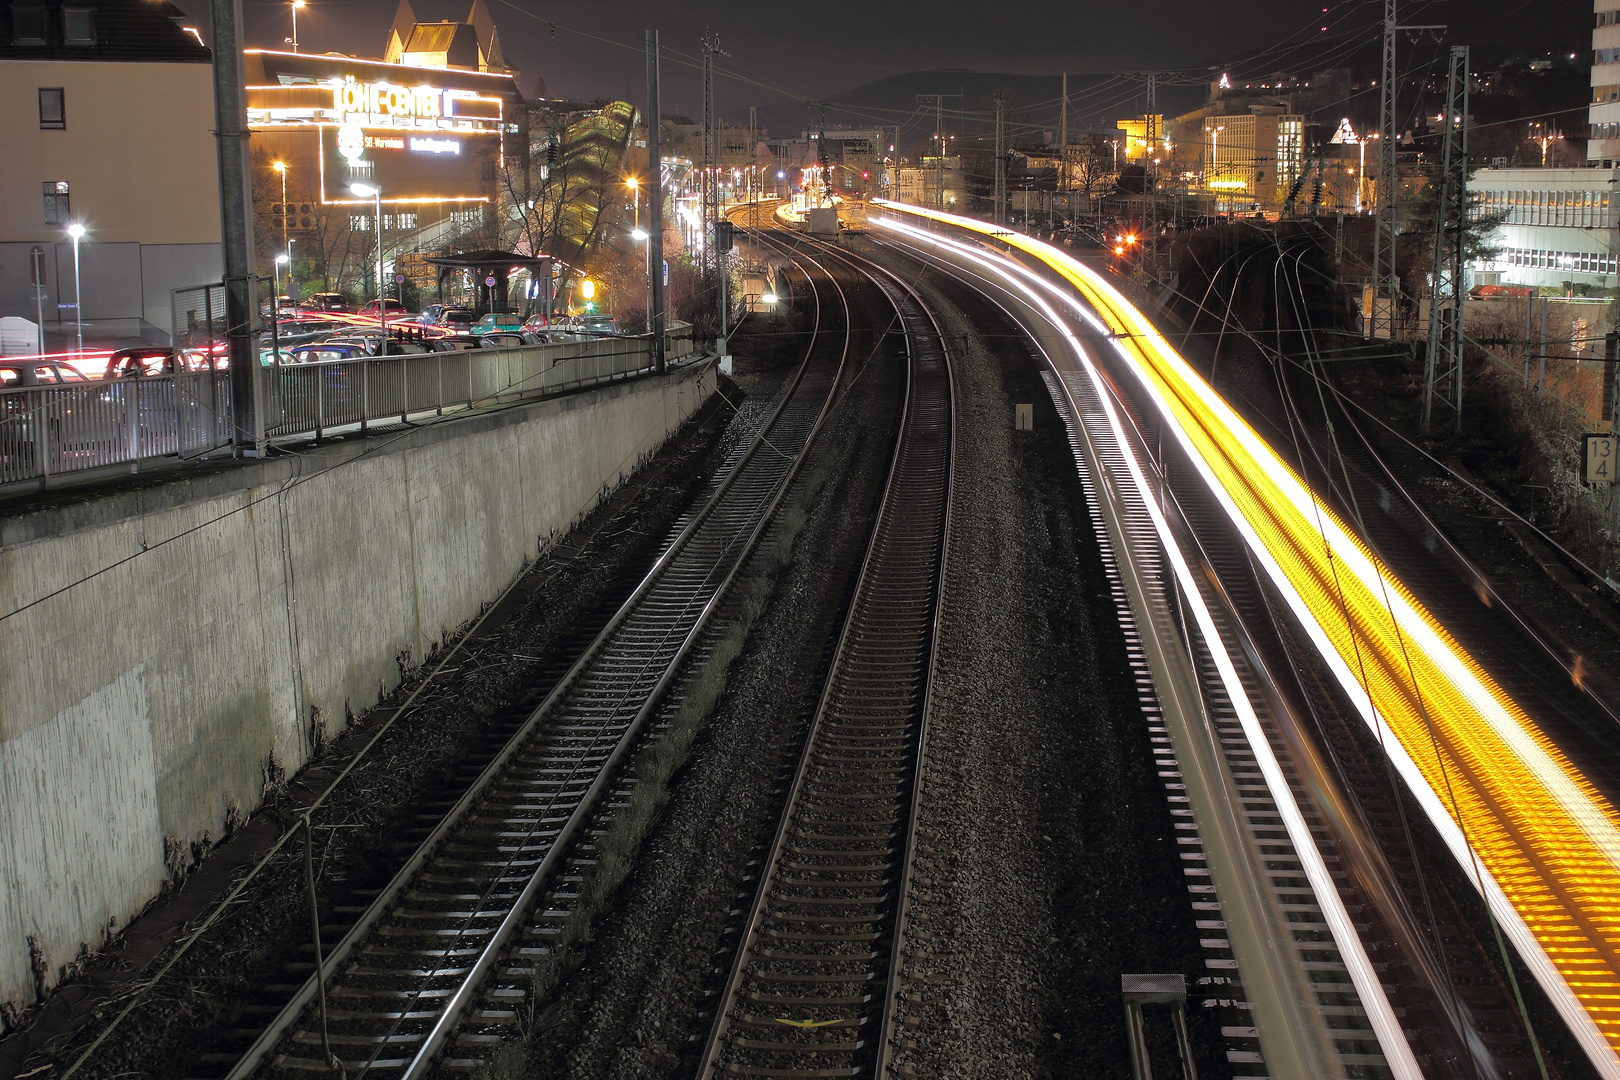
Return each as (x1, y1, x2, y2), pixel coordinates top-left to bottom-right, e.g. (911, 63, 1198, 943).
(349, 181, 386, 353)
(66, 222, 85, 356)
(629, 176, 649, 329)
(274, 252, 288, 317)
(290, 0, 304, 51)
(273, 161, 289, 256)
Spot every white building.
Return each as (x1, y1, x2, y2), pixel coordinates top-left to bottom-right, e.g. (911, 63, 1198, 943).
(1467, 1, 1620, 291)
(1468, 168, 1619, 290)
(1591, 2, 1620, 163)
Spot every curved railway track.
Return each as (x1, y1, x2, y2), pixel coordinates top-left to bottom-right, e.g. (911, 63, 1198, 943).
(695, 239, 955, 1080)
(213, 244, 862, 1080)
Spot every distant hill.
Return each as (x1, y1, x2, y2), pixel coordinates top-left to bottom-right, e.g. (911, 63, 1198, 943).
(732, 69, 1204, 152)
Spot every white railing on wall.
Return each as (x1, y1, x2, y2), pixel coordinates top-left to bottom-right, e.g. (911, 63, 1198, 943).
(0, 326, 700, 495)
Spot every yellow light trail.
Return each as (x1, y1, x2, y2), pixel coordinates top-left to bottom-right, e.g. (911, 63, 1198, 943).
(872, 200, 1620, 1072)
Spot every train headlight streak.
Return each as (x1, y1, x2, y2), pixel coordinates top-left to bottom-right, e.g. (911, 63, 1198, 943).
(870, 213, 1422, 1080)
(871, 199, 1620, 1075)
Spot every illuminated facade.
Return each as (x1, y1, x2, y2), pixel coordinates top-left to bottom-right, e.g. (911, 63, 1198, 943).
(1467, 168, 1619, 290)
(1115, 116, 1166, 164)
(1590, 0, 1620, 163)
(246, 50, 519, 215)
(1201, 109, 1304, 212)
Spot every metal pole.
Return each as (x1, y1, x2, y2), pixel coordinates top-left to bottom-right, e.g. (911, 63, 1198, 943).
(375, 187, 386, 355)
(1372, 0, 1397, 340)
(71, 232, 82, 356)
(32, 246, 45, 351)
(1539, 297, 1549, 398)
(994, 93, 1005, 227)
(646, 30, 666, 373)
(211, 0, 262, 453)
(1059, 72, 1067, 210)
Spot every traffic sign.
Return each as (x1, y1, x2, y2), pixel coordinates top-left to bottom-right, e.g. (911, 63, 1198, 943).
(662, 260, 669, 287)
(1583, 433, 1617, 484)
(395, 274, 406, 284)
(485, 275, 497, 287)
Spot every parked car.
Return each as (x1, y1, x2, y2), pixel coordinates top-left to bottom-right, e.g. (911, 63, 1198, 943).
(471, 312, 523, 334)
(105, 347, 177, 379)
(288, 342, 371, 363)
(300, 293, 350, 313)
(475, 331, 549, 349)
(264, 319, 341, 349)
(0, 361, 88, 387)
(569, 314, 619, 336)
(440, 309, 476, 334)
(521, 313, 552, 332)
(358, 298, 410, 319)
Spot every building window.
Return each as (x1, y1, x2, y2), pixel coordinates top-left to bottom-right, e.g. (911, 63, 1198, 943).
(61, 6, 93, 43)
(43, 181, 70, 225)
(12, 4, 45, 43)
(38, 87, 64, 129)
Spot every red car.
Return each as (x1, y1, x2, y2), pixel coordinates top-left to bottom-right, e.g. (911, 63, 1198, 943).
(359, 299, 411, 320)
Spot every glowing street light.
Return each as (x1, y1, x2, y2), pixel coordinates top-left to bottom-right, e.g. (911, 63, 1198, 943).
(272, 161, 290, 255)
(66, 221, 85, 355)
(349, 181, 387, 353)
(290, 0, 305, 51)
(273, 253, 289, 316)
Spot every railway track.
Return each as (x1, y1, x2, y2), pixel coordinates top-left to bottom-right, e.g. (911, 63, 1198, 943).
(865, 223, 1423, 1077)
(210, 246, 861, 1080)
(694, 242, 954, 1080)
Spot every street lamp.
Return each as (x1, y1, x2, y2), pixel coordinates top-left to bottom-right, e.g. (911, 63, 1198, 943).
(349, 181, 386, 353)
(66, 221, 85, 356)
(290, 0, 304, 51)
(273, 161, 289, 256)
(274, 253, 289, 316)
(627, 175, 648, 328)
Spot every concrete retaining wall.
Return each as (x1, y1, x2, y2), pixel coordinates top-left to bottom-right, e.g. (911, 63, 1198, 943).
(0, 361, 714, 1017)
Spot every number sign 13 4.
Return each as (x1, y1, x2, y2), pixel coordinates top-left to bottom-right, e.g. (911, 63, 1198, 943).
(1584, 434, 1618, 484)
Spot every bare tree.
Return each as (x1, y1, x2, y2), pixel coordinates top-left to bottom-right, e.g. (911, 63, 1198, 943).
(252, 150, 363, 299)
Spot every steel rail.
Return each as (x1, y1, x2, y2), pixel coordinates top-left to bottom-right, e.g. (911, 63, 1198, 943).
(694, 237, 954, 1080)
(223, 244, 854, 1079)
(870, 222, 1425, 1078)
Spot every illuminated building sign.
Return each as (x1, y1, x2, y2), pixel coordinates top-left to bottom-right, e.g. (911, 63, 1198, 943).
(334, 75, 442, 118)
(243, 51, 516, 208)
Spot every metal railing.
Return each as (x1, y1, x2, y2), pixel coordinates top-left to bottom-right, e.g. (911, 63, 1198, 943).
(0, 326, 697, 494)
(0, 370, 232, 488)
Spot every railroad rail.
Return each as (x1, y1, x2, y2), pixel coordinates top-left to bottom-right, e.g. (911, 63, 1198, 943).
(695, 241, 955, 1079)
(214, 248, 858, 1079)
(866, 221, 1422, 1077)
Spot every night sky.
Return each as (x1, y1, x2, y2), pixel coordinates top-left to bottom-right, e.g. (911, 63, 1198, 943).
(186, 0, 1594, 129)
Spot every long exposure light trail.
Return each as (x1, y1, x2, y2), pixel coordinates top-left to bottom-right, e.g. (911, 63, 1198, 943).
(868, 214, 1421, 1076)
(870, 200, 1620, 1074)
